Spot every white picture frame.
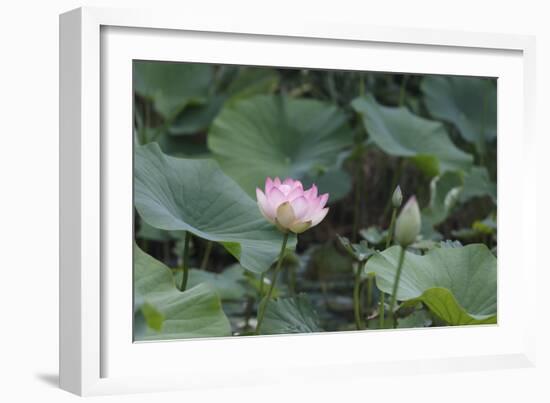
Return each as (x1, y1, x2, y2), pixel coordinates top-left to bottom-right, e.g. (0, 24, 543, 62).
(59, 6, 538, 396)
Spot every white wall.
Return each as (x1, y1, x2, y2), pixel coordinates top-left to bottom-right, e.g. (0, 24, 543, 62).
(1, 0, 548, 401)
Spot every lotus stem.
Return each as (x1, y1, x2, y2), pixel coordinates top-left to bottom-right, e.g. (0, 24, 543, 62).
(366, 273, 373, 311)
(386, 208, 397, 249)
(388, 246, 406, 328)
(179, 231, 191, 291)
(200, 241, 213, 270)
(353, 262, 365, 330)
(255, 232, 289, 335)
(352, 150, 364, 242)
(380, 206, 398, 328)
(379, 292, 385, 328)
(259, 272, 265, 297)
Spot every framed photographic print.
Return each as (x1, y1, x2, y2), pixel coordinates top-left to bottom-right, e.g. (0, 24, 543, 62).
(60, 6, 537, 396)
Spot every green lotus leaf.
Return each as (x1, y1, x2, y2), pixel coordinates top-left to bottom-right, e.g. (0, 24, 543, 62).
(337, 235, 375, 262)
(472, 214, 497, 235)
(367, 307, 432, 329)
(421, 76, 497, 152)
(461, 166, 497, 204)
(134, 245, 231, 340)
(136, 219, 184, 242)
(260, 294, 323, 335)
(223, 68, 280, 104)
(134, 104, 212, 157)
(133, 61, 213, 119)
(176, 264, 277, 300)
(140, 302, 164, 332)
(422, 171, 464, 230)
(352, 94, 473, 176)
(168, 68, 280, 136)
(420, 166, 497, 239)
(134, 143, 296, 274)
(359, 226, 387, 246)
(186, 266, 248, 301)
(168, 95, 225, 136)
(365, 244, 497, 325)
(396, 308, 433, 329)
(208, 95, 354, 197)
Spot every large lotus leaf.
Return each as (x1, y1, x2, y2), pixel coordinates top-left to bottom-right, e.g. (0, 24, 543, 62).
(169, 67, 279, 135)
(223, 68, 280, 104)
(134, 106, 212, 158)
(136, 218, 185, 242)
(207, 95, 354, 196)
(352, 94, 473, 176)
(175, 265, 265, 301)
(137, 219, 173, 242)
(421, 76, 497, 151)
(158, 130, 212, 158)
(168, 95, 225, 136)
(260, 294, 323, 335)
(134, 143, 296, 274)
(133, 61, 213, 119)
(365, 244, 497, 325)
(168, 68, 279, 136)
(134, 245, 231, 340)
(136, 118, 213, 160)
(185, 266, 248, 301)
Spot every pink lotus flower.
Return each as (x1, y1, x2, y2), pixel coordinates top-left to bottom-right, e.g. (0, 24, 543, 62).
(256, 177, 329, 234)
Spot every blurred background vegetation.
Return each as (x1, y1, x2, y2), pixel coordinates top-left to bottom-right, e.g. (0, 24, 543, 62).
(134, 61, 497, 334)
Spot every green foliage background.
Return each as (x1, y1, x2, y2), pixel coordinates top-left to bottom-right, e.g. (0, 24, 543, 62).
(133, 61, 497, 339)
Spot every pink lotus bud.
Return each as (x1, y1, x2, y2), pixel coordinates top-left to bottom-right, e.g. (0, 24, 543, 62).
(256, 177, 329, 234)
(394, 196, 421, 247)
(392, 185, 403, 208)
